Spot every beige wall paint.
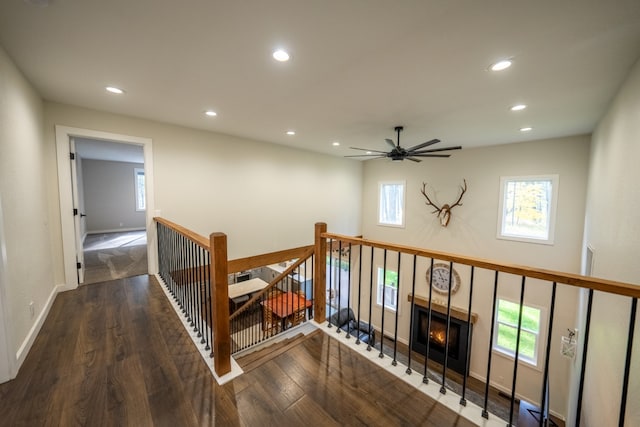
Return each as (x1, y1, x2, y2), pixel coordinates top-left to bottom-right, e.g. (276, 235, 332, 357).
(577, 58, 640, 427)
(81, 159, 146, 233)
(359, 135, 591, 417)
(0, 46, 56, 355)
(44, 102, 363, 284)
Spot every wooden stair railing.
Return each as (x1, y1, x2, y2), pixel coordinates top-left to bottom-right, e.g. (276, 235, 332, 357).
(229, 246, 315, 321)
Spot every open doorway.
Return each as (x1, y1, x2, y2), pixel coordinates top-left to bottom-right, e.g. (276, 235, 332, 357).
(75, 138, 148, 285)
(55, 125, 156, 290)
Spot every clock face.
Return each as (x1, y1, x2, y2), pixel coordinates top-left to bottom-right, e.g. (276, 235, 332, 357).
(426, 263, 460, 294)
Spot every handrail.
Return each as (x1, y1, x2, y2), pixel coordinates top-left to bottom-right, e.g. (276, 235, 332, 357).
(229, 246, 314, 321)
(228, 245, 314, 274)
(154, 217, 209, 249)
(322, 232, 640, 298)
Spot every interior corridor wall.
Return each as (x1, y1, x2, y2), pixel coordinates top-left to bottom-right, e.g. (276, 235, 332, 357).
(0, 46, 56, 360)
(44, 102, 363, 285)
(576, 57, 640, 427)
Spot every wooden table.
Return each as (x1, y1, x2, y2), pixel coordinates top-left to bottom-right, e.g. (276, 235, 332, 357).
(261, 291, 312, 331)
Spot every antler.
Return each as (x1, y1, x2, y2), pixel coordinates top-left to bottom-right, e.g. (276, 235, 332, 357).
(448, 179, 467, 209)
(420, 179, 468, 227)
(420, 183, 442, 214)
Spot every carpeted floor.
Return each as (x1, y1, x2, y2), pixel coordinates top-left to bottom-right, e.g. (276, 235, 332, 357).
(83, 231, 148, 284)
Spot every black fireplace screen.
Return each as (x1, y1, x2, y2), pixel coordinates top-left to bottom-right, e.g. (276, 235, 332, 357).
(411, 305, 471, 375)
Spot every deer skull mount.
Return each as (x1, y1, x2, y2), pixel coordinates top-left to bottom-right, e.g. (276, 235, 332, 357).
(420, 179, 467, 227)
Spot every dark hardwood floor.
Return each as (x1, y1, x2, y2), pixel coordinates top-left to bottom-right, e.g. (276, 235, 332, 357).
(0, 275, 477, 426)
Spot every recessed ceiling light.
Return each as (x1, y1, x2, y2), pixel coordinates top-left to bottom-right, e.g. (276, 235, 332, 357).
(105, 86, 124, 94)
(332, 142, 340, 146)
(520, 127, 533, 132)
(205, 110, 217, 117)
(511, 104, 527, 111)
(286, 130, 296, 135)
(273, 49, 290, 62)
(490, 59, 512, 71)
(366, 151, 372, 154)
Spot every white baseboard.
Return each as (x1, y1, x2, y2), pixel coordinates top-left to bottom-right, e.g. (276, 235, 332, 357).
(468, 370, 566, 422)
(15, 283, 68, 368)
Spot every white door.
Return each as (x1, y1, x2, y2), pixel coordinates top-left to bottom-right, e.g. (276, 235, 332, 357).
(0, 194, 13, 383)
(69, 138, 85, 283)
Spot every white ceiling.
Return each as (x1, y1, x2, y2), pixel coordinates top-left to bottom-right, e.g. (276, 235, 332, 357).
(75, 138, 144, 163)
(2, 1, 640, 158)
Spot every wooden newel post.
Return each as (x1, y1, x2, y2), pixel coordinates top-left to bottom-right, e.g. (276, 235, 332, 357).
(314, 222, 327, 323)
(210, 232, 231, 377)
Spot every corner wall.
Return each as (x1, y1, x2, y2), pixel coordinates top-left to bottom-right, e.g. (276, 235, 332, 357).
(0, 46, 56, 364)
(576, 57, 640, 426)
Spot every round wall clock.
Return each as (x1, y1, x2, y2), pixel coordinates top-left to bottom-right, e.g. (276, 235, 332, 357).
(426, 263, 461, 294)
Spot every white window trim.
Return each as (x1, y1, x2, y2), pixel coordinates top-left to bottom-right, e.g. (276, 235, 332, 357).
(376, 267, 399, 313)
(496, 175, 558, 245)
(378, 180, 406, 228)
(134, 168, 146, 212)
(492, 298, 546, 370)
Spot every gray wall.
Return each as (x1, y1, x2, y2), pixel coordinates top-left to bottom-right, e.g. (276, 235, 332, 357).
(81, 159, 146, 233)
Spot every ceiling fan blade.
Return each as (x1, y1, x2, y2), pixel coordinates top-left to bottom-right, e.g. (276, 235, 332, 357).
(349, 147, 389, 154)
(410, 145, 462, 154)
(405, 138, 440, 152)
(406, 157, 422, 162)
(344, 154, 387, 158)
(385, 138, 396, 149)
(410, 153, 451, 158)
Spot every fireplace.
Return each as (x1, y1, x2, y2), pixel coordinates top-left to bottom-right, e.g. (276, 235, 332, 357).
(411, 304, 472, 375)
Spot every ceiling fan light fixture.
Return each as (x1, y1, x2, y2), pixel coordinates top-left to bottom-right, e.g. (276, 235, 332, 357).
(490, 59, 512, 71)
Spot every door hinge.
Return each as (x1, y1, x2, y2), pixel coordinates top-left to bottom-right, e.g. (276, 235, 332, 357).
(73, 208, 78, 216)
(70, 152, 76, 160)
(76, 262, 82, 269)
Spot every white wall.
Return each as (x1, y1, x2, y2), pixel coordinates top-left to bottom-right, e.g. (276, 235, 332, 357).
(576, 58, 640, 427)
(81, 159, 146, 233)
(359, 135, 591, 418)
(0, 46, 56, 363)
(44, 102, 363, 284)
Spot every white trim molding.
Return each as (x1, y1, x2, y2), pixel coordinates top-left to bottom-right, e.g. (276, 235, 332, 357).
(55, 126, 157, 288)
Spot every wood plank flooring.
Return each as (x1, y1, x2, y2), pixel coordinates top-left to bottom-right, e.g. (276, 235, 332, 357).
(0, 275, 476, 426)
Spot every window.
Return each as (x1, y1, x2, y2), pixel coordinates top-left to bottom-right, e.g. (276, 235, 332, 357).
(377, 267, 398, 311)
(493, 298, 542, 366)
(378, 181, 405, 227)
(497, 175, 558, 244)
(134, 168, 146, 211)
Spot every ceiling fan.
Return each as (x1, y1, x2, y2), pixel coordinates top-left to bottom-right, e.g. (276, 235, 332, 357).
(345, 126, 461, 162)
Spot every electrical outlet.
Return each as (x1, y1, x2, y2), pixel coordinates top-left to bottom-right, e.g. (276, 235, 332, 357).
(29, 301, 35, 319)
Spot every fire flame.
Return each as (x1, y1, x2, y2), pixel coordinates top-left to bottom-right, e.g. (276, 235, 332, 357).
(430, 330, 446, 346)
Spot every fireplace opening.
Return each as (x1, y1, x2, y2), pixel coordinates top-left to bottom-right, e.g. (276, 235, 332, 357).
(411, 304, 471, 375)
